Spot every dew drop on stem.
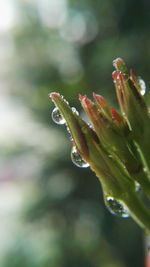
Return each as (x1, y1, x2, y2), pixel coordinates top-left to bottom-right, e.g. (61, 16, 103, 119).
(135, 181, 141, 192)
(71, 107, 79, 115)
(71, 146, 89, 168)
(138, 77, 146, 96)
(51, 107, 66, 125)
(105, 196, 129, 218)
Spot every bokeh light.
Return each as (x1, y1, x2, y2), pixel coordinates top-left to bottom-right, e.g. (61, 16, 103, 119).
(0, 0, 149, 266)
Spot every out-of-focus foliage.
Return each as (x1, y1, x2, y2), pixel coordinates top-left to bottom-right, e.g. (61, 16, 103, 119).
(0, 0, 150, 266)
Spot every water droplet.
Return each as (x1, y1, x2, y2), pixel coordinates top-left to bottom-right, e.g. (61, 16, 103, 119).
(88, 123, 94, 130)
(66, 126, 73, 141)
(105, 196, 129, 218)
(63, 98, 69, 105)
(66, 126, 71, 134)
(144, 167, 148, 173)
(138, 77, 146, 95)
(135, 181, 141, 192)
(143, 167, 150, 179)
(72, 107, 79, 115)
(51, 107, 66, 125)
(71, 146, 89, 168)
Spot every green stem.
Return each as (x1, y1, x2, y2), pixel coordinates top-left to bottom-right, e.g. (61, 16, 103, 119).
(137, 130, 150, 175)
(135, 170, 150, 200)
(94, 161, 150, 233)
(124, 191, 150, 234)
(133, 140, 150, 199)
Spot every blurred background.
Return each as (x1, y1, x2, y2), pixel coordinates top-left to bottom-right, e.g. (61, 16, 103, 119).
(0, 0, 150, 266)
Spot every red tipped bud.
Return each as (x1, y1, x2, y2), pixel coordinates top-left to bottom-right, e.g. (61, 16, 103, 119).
(49, 92, 60, 100)
(79, 95, 94, 109)
(112, 70, 120, 80)
(93, 93, 112, 119)
(110, 108, 123, 124)
(79, 94, 86, 101)
(93, 93, 107, 105)
(112, 71, 124, 81)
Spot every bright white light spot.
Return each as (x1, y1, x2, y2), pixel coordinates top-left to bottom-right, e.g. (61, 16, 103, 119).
(37, 0, 67, 28)
(0, 0, 14, 32)
(60, 9, 98, 44)
(60, 13, 86, 43)
(48, 42, 84, 83)
(0, 183, 23, 215)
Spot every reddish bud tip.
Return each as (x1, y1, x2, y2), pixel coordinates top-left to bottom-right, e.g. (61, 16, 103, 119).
(112, 70, 119, 80)
(79, 94, 86, 101)
(93, 93, 106, 105)
(112, 71, 124, 82)
(84, 96, 93, 107)
(79, 95, 93, 107)
(49, 92, 60, 100)
(110, 108, 123, 123)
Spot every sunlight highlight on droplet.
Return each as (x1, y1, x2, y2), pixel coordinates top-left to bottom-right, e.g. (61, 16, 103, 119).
(51, 107, 66, 125)
(105, 196, 129, 218)
(71, 146, 89, 168)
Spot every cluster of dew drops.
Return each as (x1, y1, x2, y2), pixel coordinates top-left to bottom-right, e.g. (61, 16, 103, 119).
(51, 106, 89, 169)
(50, 76, 147, 219)
(51, 105, 131, 218)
